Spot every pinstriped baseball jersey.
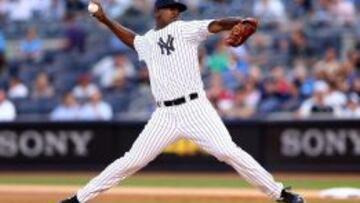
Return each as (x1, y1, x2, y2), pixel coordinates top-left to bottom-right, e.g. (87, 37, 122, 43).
(134, 20, 213, 101)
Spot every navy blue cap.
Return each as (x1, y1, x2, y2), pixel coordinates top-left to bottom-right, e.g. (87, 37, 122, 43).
(155, 0, 187, 12)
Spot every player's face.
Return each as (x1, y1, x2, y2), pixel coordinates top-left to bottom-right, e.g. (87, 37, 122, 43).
(154, 7, 180, 29)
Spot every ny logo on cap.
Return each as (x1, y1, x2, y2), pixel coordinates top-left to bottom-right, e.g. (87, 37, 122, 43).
(158, 34, 175, 55)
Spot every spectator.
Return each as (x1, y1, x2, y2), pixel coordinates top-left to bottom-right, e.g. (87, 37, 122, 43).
(297, 0, 313, 12)
(258, 77, 281, 113)
(109, 35, 131, 52)
(0, 30, 5, 53)
(341, 56, 357, 86)
(103, 0, 132, 18)
(31, 73, 55, 99)
(92, 51, 136, 88)
(298, 81, 334, 118)
(33, 0, 66, 20)
(198, 46, 208, 74)
(47, 0, 66, 21)
(248, 66, 263, 84)
(8, 77, 29, 99)
(132, 0, 153, 14)
(207, 74, 234, 113)
(314, 47, 340, 78)
(246, 33, 271, 67)
(282, 81, 303, 111)
(0, 0, 7, 17)
(347, 48, 360, 71)
(0, 89, 16, 121)
(288, 0, 313, 19)
(330, 0, 356, 26)
(253, 0, 287, 28)
(0, 30, 5, 73)
(327, 80, 347, 108)
(292, 61, 314, 98)
(182, 0, 201, 13)
(65, 0, 86, 14)
(335, 93, 360, 118)
(72, 74, 99, 100)
(207, 39, 244, 88)
(244, 78, 261, 109)
(289, 30, 313, 60)
(272, 36, 290, 65)
(4, 0, 34, 22)
(207, 39, 234, 74)
(137, 63, 150, 86)
(50, 93, 81, 121)
(230, 45, 250, 70)
(352, 77, 360, 96)
(127, 64, 154, 118)
(20, 28, 43, 62)
(227, 45, 251, 88)
(63, 14, 87, 53)
(311, 0, 333, 26)
(80, 90, 113, 121)
(259, 66, 291, 113)
(223, 86, 256, 119)
(271, 66, 291, 97)
(32, 0, 51, 19)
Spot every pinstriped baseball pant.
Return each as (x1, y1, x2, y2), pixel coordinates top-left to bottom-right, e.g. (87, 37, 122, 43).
(77, 96, 283, 203)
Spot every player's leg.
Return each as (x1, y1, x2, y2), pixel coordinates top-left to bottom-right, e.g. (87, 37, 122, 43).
(75, 108, 179, 203)
(180, 98, 283, 200)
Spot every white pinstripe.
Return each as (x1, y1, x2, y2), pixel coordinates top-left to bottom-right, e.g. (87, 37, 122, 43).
(133, 20, 213, 102)
(76, 20, 284, 203)
(77, 96, 283, 203)
(179, 97, 283, 198)
(77, 108, 180, 202)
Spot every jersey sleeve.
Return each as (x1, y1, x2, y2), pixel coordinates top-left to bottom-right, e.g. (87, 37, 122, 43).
(134, 35, 148, 61)
(181, 20, 214, 44)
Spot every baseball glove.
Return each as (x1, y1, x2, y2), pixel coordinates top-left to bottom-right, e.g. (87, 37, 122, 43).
(226, 18, 259, 47)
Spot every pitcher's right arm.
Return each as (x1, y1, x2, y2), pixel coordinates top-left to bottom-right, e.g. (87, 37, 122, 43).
(90, 0, 136, 49)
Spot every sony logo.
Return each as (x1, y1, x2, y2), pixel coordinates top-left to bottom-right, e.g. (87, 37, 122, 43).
(0, 130, 93, 158)
(280, 129, 360, 157)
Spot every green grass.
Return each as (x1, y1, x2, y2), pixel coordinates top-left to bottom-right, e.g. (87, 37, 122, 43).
(0, 175, 90, 185)
(0, 173, 359, 189)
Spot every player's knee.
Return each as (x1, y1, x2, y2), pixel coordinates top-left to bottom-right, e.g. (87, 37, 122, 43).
(124, 161, 147, 171)
(120, 153, 149, 171)
(214, 148, 236, 162)
(214, 145, 244, 162)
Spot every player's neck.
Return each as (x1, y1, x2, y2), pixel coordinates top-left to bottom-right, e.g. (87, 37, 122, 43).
(155, 18, 179, 30)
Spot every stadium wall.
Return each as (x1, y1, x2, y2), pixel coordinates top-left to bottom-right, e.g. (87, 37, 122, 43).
(0, 120, 359, 172)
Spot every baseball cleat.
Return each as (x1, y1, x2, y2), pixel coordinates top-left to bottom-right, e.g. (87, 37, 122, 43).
(59, 195, 80, 203)
(277, 187, 306, 203)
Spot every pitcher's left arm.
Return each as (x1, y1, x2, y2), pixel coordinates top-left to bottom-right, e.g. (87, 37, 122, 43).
(208, 17, 259, 47)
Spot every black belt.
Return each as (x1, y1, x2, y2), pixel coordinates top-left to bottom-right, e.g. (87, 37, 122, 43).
(157, 93, 199, 107)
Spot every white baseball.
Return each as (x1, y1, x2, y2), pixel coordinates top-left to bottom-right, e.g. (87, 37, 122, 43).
(88, 2, 99, 14)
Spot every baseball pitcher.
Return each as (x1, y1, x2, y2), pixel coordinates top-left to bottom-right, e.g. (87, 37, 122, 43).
(60, 0, 306, 203)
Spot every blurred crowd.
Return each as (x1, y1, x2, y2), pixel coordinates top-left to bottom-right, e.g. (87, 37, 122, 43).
(0, 0, 360, 121)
